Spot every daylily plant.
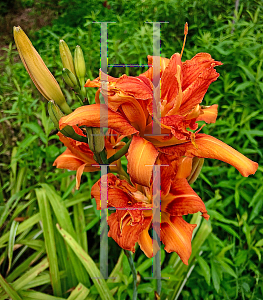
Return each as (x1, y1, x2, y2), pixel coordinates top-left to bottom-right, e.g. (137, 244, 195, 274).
(14, 26, 258, 266)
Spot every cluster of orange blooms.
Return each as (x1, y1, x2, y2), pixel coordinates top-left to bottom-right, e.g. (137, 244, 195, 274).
(14, 25, 258, 265)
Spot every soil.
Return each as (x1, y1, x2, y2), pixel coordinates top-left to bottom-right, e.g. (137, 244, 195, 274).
(0, 5, 57, 54)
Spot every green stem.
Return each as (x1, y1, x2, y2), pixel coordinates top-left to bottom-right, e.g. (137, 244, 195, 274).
(94, 153, 103, 165)
(107, 137, 132, 164)
(124, 250, 137, 300)
(100, 148, 108, 164)
(70, 131, 88, 143)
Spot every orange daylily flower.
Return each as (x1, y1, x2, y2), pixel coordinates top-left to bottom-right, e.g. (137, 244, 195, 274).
(85, 52, 222, 142)
(81, 52, 223, 185)
(91, 172, 209, 265)
(60, 52, 257, 187)
(53, 127, 127, 189)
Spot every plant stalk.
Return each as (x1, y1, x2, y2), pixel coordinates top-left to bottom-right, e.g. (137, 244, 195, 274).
(124, 250, 137, 300)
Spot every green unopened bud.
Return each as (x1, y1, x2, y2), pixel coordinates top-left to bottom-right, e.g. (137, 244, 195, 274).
(48, 101, 86, 143)
(86, 127, 105, 153)
(13, 26, 72, 115)
(74, 45, 86, 86)
(62, 68, 79, 88)
(59, 40, 76, 76)
(187, 157, 204, 184)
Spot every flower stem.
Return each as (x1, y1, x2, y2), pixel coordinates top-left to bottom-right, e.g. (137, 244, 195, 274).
(107, 137, 132, 164)
(124, 250, 137, 300)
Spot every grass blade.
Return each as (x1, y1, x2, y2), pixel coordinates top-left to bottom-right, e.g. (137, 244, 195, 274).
(56, 224, 114, 300)
(0, 274, 22, 300)
(41, 183, 90, 287)
(36, 188, 62, 297)
(73, 202, 88, 252)
(67, 282, 90, 300)
(7, 220, 19, 275)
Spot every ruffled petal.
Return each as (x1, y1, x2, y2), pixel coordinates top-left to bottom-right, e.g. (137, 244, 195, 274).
(182, 53, 223, 91)
(108, 212, 151, 253)
(59, 104, 138, 136)
(160, 53, 182, 103)
(161, 179, 209, 220)
(91, 174, 135, 210)
(179, 66, 221, 115)
(127, 136, 159, 187)
(161, 213, 196, 265)
(159, 134, 258, 177)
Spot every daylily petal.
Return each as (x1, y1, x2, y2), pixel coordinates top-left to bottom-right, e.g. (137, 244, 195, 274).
(59, 104, 138, 136)
(138, 225, 160, 258)
(159, 134, 258, 177)
(161, 179, 209, 220)
(53, 148, 85, 170)
(182, 53, 223, 91)
(161, 213, 196, 265)
(141, 55, 170, 81)
(160, 53, 182, 103)
(127, 136, 159, 187)
(160, 115, 192, 140)
(173, 157, 193, 179)
(56, 132, 97, 166)
(179, 65, 220, 115)
(156, 154, 175, 196)
(113, 75, 153, 101)
(108, 212, 151, 253)
(104, 93, 147, 133)
(91, 174, 132, 210)
(76, 163, 87, 190)
(197, 104, 218, 123)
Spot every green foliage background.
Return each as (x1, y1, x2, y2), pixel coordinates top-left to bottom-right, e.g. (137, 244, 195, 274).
(0, 0, 263, 299)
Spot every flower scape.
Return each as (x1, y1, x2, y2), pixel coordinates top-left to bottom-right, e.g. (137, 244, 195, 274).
(14, 24, 258, 266)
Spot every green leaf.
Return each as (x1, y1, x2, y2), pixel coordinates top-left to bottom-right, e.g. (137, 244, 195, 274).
(41, 184, 90, 287)
(23, 123, 47, 144)
(0, 213, 40, 247)
(19, 290, 65, 300)
(11, 258, 49, 291)
(0, 274, 22, 300)
(36, 188, 62, 297)
(217, 258, 237, 278)
(208, 209, 238, 226)
(214, 222, 240, 240)
(67, 282, 90, 300)
(7, 221, 19, 274)
(56, 224, 114, 300)
(255, 239, 263, 247)
(197, 256, 210, 286)
(73, 202, 88, 253)
(211, 260, 220, 292)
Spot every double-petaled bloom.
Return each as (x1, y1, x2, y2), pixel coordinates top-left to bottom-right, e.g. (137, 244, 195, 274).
(91, 158, 209, 264)
(59, 52, 258, 187)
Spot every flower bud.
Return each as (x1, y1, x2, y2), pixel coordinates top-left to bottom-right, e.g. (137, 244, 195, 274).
(62, 68, 79, 89)
(187, 157, 204, 184)
(74, 45, 86, 86)
(13, 26, 72, 115)
(59, 40, 76, 76)
(86, 127, 105, 153)
(48, 101, 86, 142)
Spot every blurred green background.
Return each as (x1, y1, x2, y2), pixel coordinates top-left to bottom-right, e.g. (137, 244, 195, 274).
(0, 0, 263, 299)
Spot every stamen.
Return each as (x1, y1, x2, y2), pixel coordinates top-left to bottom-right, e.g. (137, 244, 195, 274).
(180, 22, 188, 58)
(190, 132, 198, 149)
